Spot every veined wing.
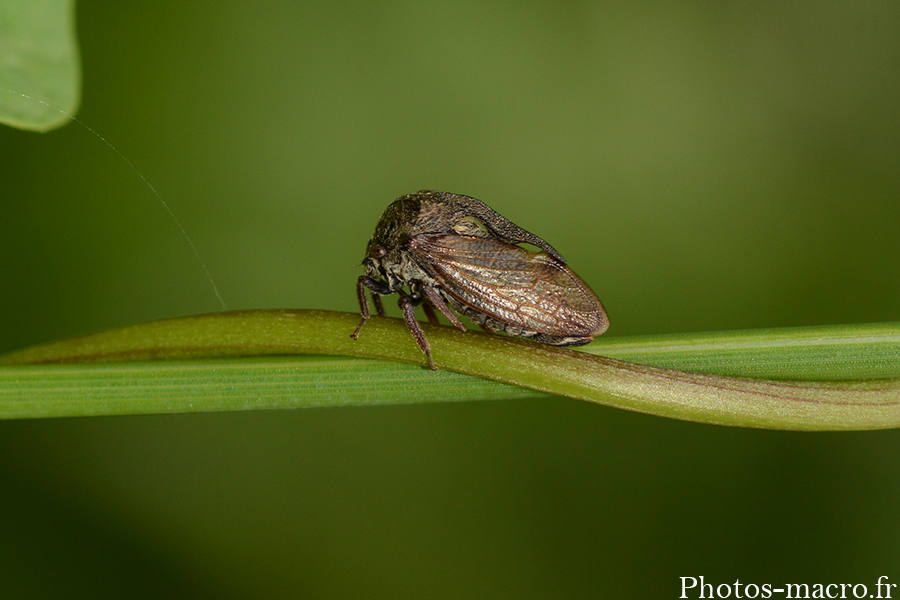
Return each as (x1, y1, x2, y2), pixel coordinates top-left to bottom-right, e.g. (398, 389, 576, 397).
(408, 234, 607, 337)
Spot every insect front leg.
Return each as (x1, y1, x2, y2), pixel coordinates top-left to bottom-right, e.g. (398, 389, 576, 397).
(398, 294, 437, 370)
(351, 275, 394, 340)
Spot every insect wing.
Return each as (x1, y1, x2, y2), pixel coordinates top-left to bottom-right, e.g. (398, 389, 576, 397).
(409, 234, 607, 337)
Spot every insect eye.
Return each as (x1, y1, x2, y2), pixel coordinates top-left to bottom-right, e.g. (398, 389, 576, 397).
(370, 244, 386, 259)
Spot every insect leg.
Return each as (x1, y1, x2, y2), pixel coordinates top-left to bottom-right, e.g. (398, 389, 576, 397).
(399, 294, 437, 370)
(421, 284, 467, 332)
(351, 275, 393, 340)
(372, 293, 385, 317)
(421, 301, 440, 326)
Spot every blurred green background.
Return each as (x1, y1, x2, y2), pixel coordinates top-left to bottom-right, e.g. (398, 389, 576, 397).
(2, 1, 900, 597)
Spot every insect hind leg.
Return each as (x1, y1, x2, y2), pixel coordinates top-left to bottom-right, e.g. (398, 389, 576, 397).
(529, 332, 594, 347)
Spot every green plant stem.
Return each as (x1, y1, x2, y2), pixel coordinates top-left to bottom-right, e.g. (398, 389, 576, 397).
(1, 310, 899, 429)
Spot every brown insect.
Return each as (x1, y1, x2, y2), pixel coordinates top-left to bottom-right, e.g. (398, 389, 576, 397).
(351, 190, 609, 369)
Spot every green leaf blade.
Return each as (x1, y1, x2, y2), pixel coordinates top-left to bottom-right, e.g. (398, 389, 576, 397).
(0, 356, 543, 419)
(0, 0, 81, 131)
(1, 310, 899, 430)
(586, 322, 900, 381)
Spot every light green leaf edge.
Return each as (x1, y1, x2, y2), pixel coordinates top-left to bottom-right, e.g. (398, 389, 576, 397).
(1, 310, 899, 430)
(0, 0, 81, 131)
